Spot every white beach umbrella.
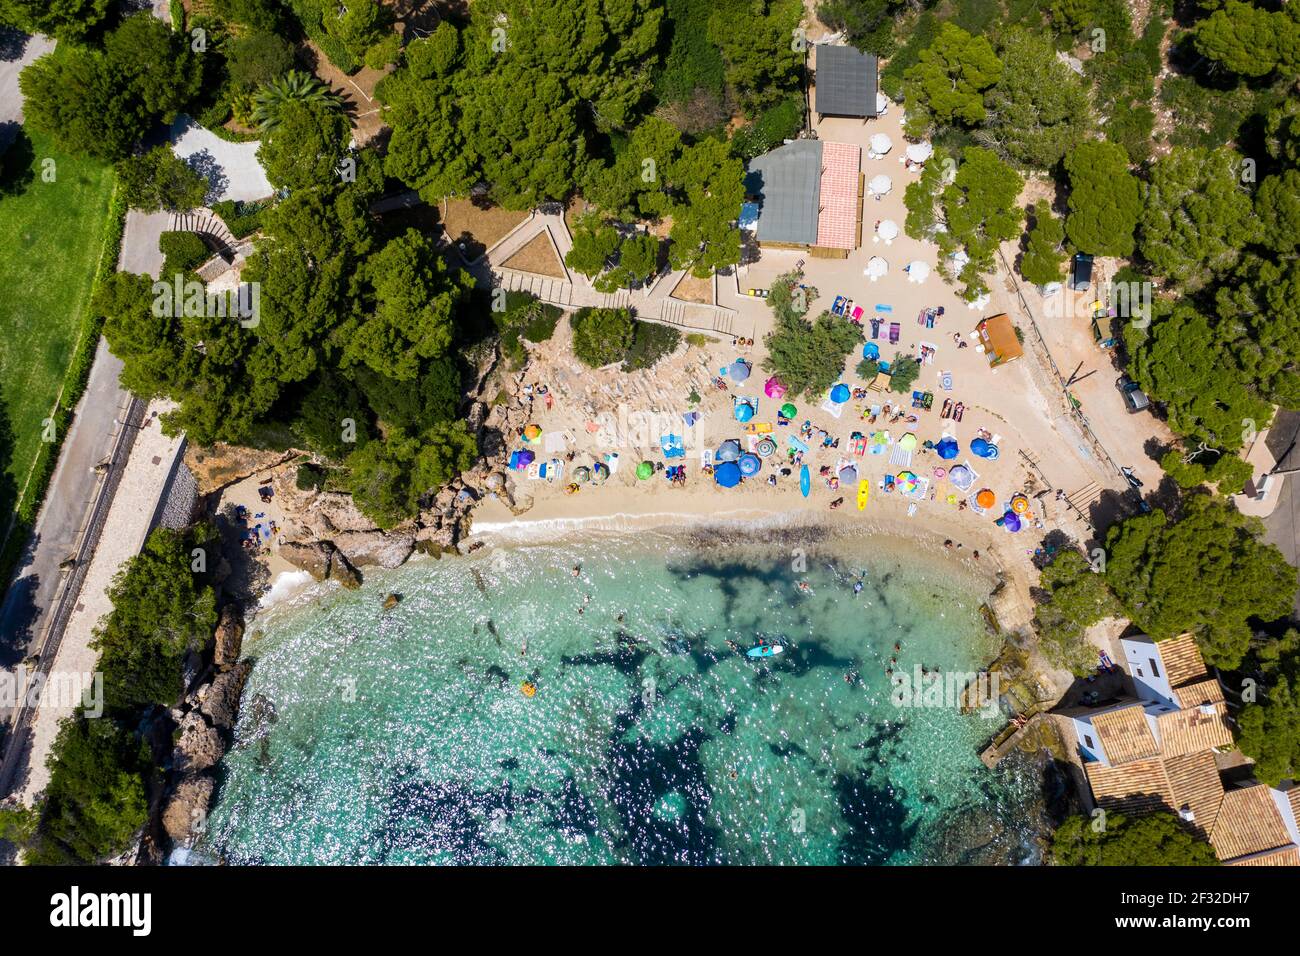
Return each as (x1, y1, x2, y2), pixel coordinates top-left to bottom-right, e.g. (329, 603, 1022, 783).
(949, 249, 970, 270)
(867, 173, 892, 196)
(865, 256, 889, 282)
(966, 293, 991, 311)
(905, 142, 934, 163)
(876, 92, 890, 116)
(874, 219, 900, 244)
(905, 260, 931, 283)
(869, 133, 893, 156)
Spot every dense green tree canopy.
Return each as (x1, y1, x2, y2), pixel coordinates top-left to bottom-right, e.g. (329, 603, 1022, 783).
(1104, 493, 1296, 669)
(1034, 549, 1122, 675)
(1020, 202, 1067, 286)
(1063, 141, 1140, 257)
(571, 307, 636, 367)
(902, 23, 1002, 136)
(1052, 812, 1219, 866)
(116, 146, 209, 214)
(1193, 1, 1300, 79)
(762, 276, 864, 397)
(980, 29, 1090, 170)
(1137, 147, 1259, 289)
(1124, 301, 1272, 450)
(346, 422, 478, 529)
(91, 527, 218, 712)
(707, 0, 804, 112)
(0, 0, 112, 41)
(1236, 630, 1300, 787)
(19, 14, 202, 161)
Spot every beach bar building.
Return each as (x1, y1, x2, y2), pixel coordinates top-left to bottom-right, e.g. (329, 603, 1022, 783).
(743, 140, 862, 254)
(975, 313, 1023, 367)
(813, 45, 880, 121)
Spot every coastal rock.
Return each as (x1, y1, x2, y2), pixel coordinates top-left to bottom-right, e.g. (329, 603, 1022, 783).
(200, 660, 253, 731)
(213, 604, 244, 668)
(382, 593, 401, 611)
(332, 530, 415, 569)
(173, 711, 225, 773)
(311, 492, 385, 534)
(280, 541, 333, 582)
(162, 774, 215, 845)
(466, 401, 488, 437)
(330, 550, 363, 589)
(186, 443, 295, 496)
(414, 523, 456, 555)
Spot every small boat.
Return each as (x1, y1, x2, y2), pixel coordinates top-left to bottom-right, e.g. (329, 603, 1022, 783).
(746, 644, 784, 659)
(856, 480, 870, 511)
(800, 464, 810, 497)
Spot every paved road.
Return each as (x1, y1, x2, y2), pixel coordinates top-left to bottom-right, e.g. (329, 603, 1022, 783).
(0, 341, 130, 671)
(0, 32, 53, 151)
(1263, 410, 1300, 620)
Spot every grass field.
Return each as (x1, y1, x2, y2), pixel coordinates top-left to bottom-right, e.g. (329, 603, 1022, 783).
(0, 127, 115, 526)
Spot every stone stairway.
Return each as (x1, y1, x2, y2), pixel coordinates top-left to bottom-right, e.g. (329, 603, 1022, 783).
(169, 208, 238, 262)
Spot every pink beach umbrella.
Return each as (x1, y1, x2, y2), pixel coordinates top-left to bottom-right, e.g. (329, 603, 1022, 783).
(764, 376, 787, 399)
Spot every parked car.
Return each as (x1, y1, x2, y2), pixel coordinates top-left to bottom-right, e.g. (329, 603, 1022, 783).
(1115, 375, 1150, 413)
(1071, 253, 1094, 292)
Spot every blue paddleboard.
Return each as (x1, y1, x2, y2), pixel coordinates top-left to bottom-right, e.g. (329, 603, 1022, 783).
(800, 464, 810, 497)
(746, 644, 784, 658)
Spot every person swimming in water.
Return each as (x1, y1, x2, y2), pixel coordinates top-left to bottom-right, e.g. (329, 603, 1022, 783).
(853, 580, 864, 596)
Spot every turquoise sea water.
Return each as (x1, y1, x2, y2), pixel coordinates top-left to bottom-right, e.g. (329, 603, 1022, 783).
(201, 526, 1043, 865)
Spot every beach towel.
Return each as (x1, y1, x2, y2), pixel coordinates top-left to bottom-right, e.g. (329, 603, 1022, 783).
(870, 319, 882, 339)
(875, 304, 893, 313)
(917, 309, 928, 326)
(918, 342, 938, 365)
(820, 398, 844, 419)
(940, 370, 953, 391)
(787, 435, 810, 454)
(888, 443, 913, 468)
(889, 322, 900, 344)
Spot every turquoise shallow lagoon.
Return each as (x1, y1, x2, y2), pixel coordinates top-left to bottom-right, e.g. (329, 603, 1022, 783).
(201, 526, 1043, 864)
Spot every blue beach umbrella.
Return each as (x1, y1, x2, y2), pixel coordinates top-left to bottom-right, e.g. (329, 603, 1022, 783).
(862, 342, 880, 361)
(715, 461, 742, 487)
(734, 401, 755, 422)
(716, 440, 741, 462)
(830, 383, 851, 404)
(729, 359, 752, 382)
(738, 453, 762, 477)
(935, 437, 959, 460)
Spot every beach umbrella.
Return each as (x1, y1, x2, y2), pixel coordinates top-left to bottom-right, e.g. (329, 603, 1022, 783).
(862, 342, 879, 361)
(971, 437, 991, 458)
(661, 434, 685, 458)
(966, 293, 991, 311)
(949, 464, 973, 490)
(936, 437, 959, 460)
(756, 438, 777, 458)
(897, 470, 919, 494)
(714, 461, 742, 488)
(905, 260, 931, 283)
(636, 461, 654, 480)
(734, 401, 755, 422)
(523, 424, 543, 442)
(949, 249, 970, 270)
(738, 453, 762, 477)
(729, 359, 752, 382)
(865, 257, 888, 281)
(906, 142, 934, 163)
(867, 173, 892, 196)
(509, 449, 535, 470)
(573, 465, 592, 483)
(1002, 511, 1022, 533)
(780, 402, 798, 419)
(592, 461, 610, 483)
(764, 376, 787, 398)
(876, 92, 890, 115)
(976, 488, 996, 509)
(839, 464, 858, 483)
(875, 219, 900, 244)
(830, 383, 851, 404)
(1011, 494, 1030, 515)
(898, 432, 918, 451)
(716, 440, 741, 462)
(870, 133, 893, 156)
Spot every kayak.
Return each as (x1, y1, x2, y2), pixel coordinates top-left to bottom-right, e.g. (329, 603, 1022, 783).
(800, 464, 810, 497)
(856, 480, 870, 510)
(746, 644, 784, 658)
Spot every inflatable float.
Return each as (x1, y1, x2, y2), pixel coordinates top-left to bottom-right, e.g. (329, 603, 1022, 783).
(746, 644, 784, 659)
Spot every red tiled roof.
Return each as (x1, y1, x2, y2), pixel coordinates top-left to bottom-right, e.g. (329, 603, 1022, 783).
(815, 142, 860, 250)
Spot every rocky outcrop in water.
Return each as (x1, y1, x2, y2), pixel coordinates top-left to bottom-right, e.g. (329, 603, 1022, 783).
(162, 774, 215, 845)
(280, 540, 362, 589)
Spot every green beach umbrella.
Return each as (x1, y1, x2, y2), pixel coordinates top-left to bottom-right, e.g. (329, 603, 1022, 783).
(636, 461, 654, 480)
(780, 402, 797, 419)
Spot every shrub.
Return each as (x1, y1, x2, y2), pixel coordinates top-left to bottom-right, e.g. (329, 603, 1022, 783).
(887, 354, 920, 393)
(296, 462, 327, 491)
(159, 231, 212, 275)
(212, 198, 269, 238)
(624, 320, 681, 371)
(570, 307, 635, 368)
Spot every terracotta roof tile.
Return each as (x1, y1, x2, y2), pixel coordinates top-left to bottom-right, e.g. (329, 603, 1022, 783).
(1085, 758, 1173, 816)
(1156, 633, 1208, 687)
(1092, 704, 1161, 764)
(1162, 751, 1225, 836)
(1211, 785, 1294, 862)
(1156, 701, 1235, 757)
(1228, 846, 1300, 866)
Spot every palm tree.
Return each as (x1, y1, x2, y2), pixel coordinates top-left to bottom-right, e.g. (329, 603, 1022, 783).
(251, 71, 343, 132)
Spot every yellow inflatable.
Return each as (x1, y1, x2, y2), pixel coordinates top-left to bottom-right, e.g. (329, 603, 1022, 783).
(520, 682, 536, 698)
